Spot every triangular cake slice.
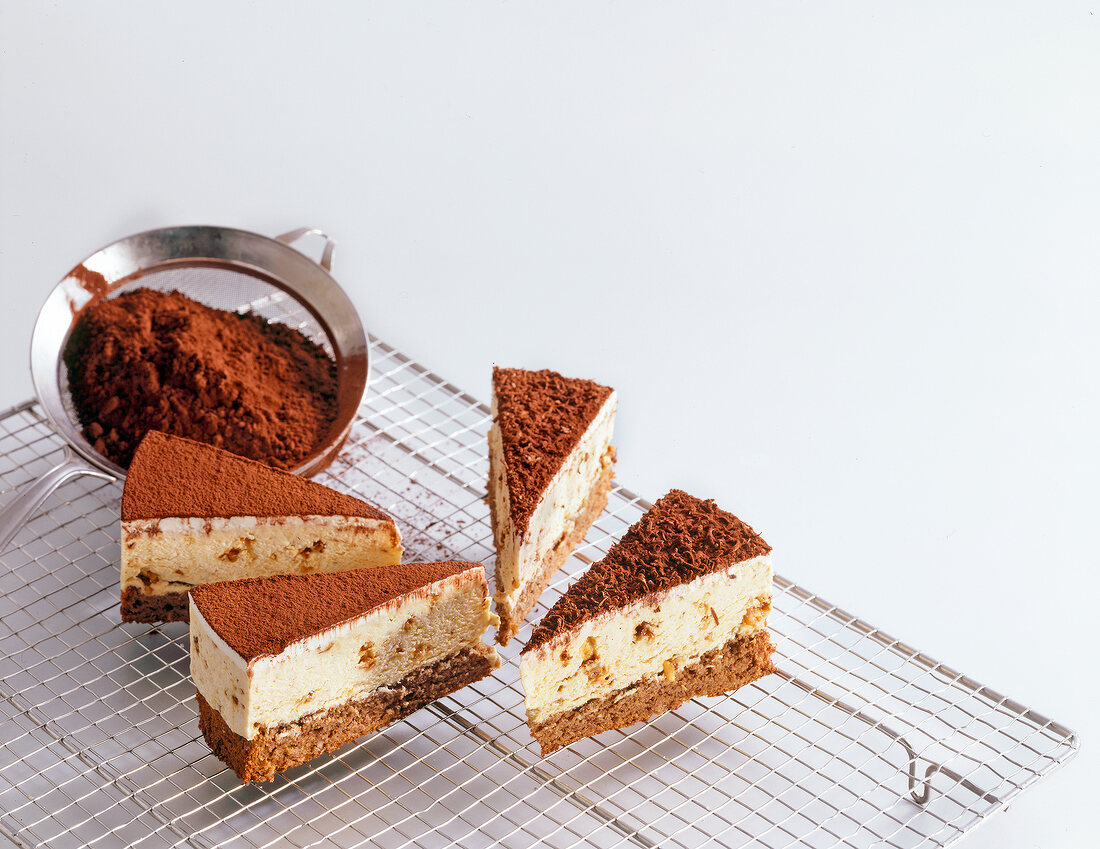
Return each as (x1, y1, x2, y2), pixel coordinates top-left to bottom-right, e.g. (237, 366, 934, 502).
(519, 490, 775, 754)
(120, 431, 403, 624)
(488, 367, 617, 644)
(190, 562, 501, 783)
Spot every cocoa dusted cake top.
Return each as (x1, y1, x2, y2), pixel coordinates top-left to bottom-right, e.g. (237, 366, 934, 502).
(523, 490, 772, 653)
(121, 431, 388, 521)
(190, 561, 480, 661)
(493, 367, 613, 535)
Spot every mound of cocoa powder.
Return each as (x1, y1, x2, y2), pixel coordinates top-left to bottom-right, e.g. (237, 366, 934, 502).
(62, 288, 338, 469)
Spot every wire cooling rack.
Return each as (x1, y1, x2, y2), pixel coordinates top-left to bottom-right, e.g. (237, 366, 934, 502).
(0, 334, 1079, 849)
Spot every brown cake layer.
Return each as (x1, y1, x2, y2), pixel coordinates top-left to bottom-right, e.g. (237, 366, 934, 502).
(525, 490, 771, 653)
(492, 367, 613, 537)
(123, 431, 389, 521)
(197, 645, 498, 783)
(494, 458, 614, 645)
(529, 630, 775, 755)
(190, 562, 480, 662)
(120, 586, 190, 624)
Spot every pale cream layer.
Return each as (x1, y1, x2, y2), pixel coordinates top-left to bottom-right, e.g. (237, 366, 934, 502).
(490, 391, 616, 615)
(121, 515, 403, 596)
(189, 566, 501, 740)
(520, 554, 773, 726)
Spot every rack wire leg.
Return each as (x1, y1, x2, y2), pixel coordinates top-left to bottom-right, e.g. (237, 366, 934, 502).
(774, 668, 1003, 807)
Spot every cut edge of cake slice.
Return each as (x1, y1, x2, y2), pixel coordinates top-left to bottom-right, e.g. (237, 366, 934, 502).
(488, 367, 617, 645)
(121, 431, 403, 624)
(519, 489, 775, 755)
(190, 561, 501, 783)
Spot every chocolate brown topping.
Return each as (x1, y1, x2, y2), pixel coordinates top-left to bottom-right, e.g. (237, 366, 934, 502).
(493, 367, 613, 536)
(122, 431, 388, 521)
(523, 490, 771, 653)
(191, 561, 482, 662)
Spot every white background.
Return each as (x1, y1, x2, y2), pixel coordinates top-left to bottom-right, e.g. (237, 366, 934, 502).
(1, 2, 1097, 847)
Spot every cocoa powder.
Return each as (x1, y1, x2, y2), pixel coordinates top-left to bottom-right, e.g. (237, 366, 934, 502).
(189, 561, 477, 661)
(62, 288, 338, 469)
(121, 431, 389, 521)
(492, 367, 614, 536)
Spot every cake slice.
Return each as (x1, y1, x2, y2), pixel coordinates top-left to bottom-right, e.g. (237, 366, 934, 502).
(489, 367, 617, 644)
(121, 431, 402, 624)
(190, 562, 501, 783)
(520, 490, 775, 754)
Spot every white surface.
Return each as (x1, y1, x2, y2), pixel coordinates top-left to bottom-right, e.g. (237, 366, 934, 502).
(0, 2, 1096, 847)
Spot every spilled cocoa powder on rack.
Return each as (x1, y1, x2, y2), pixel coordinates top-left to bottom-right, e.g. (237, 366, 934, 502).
(62, 288, 338, 469)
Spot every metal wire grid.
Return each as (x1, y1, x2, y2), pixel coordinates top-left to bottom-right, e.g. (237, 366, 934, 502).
(0, 334, 1078, 849)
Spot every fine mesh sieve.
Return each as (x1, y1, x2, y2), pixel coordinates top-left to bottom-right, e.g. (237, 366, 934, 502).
(0, 225, 369, 552)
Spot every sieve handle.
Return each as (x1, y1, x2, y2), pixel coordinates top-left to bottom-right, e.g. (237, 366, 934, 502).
(275, 228, 336, 272)
(0, 447, 115, 554)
